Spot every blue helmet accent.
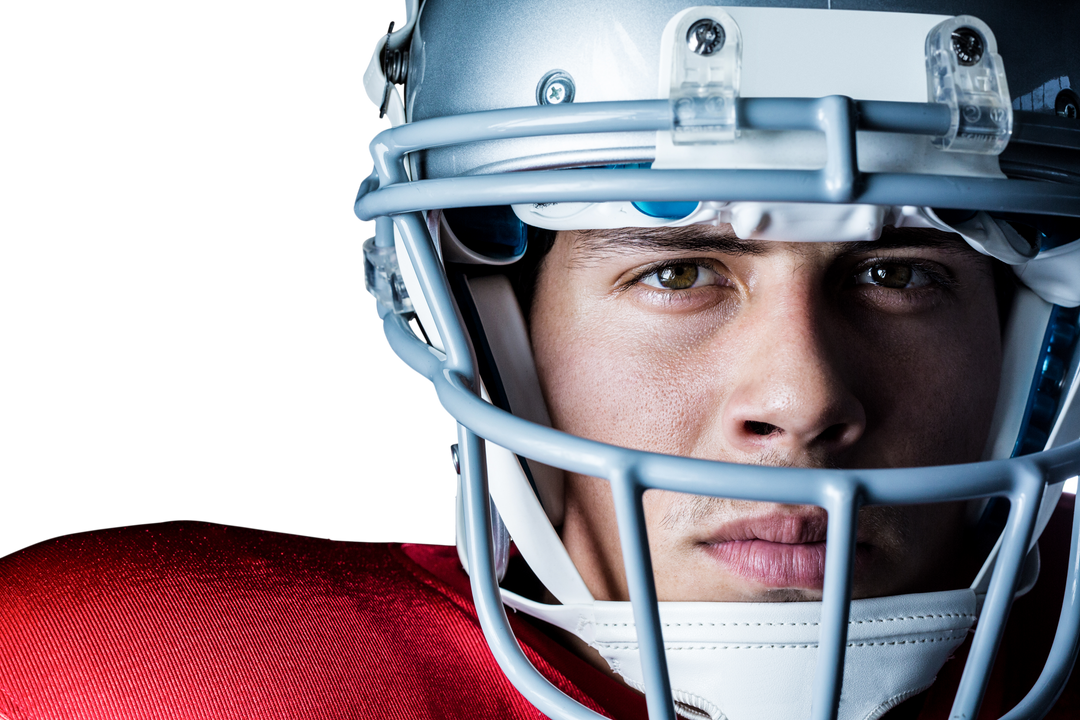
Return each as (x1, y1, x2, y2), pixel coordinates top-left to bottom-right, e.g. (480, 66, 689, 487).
(631, 201, 700, 219)
(1014, 306, 1080, 457)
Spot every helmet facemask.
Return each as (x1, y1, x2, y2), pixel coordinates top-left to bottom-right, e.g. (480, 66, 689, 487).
(358, 3, 1080, 719)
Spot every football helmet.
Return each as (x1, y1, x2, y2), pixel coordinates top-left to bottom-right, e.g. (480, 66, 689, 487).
(355, 1, 1080, 719)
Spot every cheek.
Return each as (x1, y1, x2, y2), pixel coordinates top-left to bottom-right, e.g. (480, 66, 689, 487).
(532, 302, 733, 456)
(852, 301, 1002, 466)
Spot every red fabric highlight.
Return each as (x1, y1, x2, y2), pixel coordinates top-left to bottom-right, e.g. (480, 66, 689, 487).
(0, 523, 642, 720)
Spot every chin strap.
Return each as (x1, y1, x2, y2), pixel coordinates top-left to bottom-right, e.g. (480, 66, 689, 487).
(504, 588, 976, 720)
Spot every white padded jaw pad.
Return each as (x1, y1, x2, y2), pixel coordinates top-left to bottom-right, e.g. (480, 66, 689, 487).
(463, 274, 564, 526)
(505, 587, 976, 720)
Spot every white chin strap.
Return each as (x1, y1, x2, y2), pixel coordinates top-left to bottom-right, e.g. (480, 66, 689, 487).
(504, 588, 975, 720)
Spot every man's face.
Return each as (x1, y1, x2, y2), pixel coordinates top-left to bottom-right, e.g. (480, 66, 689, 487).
(529, 224, 1003, 603)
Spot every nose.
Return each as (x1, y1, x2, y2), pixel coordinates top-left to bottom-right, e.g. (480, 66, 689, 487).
(721, 295, 866, 463)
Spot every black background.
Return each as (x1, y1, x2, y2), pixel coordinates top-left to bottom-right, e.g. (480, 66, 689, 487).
(2, 1, 453, 552)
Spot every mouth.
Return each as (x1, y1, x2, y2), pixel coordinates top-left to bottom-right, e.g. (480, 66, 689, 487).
(700, 511, 870, 590)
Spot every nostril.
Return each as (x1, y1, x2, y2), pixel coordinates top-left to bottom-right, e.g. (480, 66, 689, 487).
(818, 423, 849, 444)
(745, 421, 780, 436)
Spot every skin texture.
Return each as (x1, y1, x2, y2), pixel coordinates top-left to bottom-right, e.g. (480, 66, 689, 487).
(529, 224, 1003, 604)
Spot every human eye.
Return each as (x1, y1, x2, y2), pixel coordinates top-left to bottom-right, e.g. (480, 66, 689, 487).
(851, 259, 952, 291)
(637, 261, 726, 290)
(844, 256, 962, 314)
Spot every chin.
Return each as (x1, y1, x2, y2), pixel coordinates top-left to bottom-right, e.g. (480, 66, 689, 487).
(757, 587, 823, 602)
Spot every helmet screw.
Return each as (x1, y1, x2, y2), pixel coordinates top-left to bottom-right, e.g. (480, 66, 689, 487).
(545, 82, 568, 104)
(687, 19, 725, 56)
(450, 443, 460, 475)
(537, 70, 576, 106)
(951, 27, 984, 66)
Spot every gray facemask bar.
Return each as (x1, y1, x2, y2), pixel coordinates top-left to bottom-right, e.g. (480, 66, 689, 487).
(358, 99, 1080, 216)
(381, 257, 1080, 720)
(356, 98, 1080, 720)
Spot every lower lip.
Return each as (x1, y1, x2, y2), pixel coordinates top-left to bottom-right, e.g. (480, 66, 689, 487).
(704, 540, 864, 589)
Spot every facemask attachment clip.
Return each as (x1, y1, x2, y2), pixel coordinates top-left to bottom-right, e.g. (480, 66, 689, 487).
(364, 236, 414, 317)
(925, 15, 1012, 155)
(669, 9, 742, 145)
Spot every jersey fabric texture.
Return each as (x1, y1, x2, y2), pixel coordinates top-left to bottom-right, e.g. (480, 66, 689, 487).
(0, 496, 1075, 720)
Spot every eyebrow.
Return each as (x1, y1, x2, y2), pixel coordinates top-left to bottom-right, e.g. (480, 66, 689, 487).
(571, 226, 764, 258)
(836, 226, 975, 255)
(569, 224, 974, 259)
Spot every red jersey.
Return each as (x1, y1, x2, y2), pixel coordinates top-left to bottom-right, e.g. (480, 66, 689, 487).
(0, 497, 1076, 720)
